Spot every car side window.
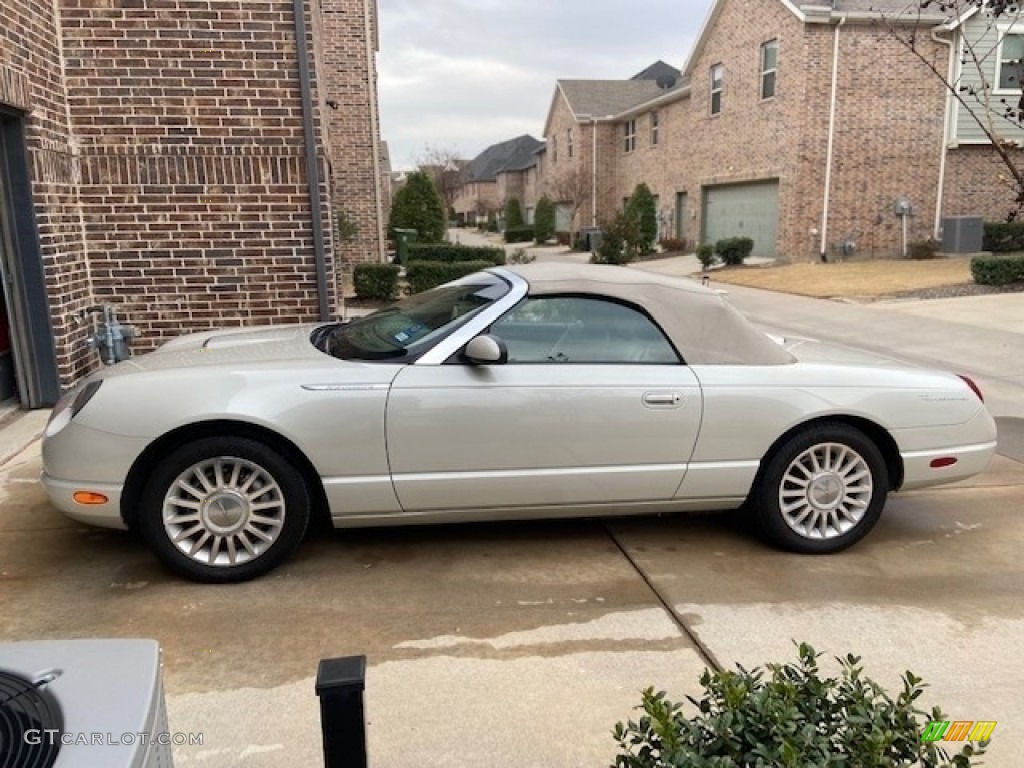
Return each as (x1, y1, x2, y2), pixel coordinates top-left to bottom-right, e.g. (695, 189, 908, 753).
(490, 296, 680, 364)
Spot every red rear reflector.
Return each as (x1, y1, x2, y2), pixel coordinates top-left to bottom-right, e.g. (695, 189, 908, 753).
(73, 491, 109, 505)
(930, 457, 958, 468)
(958, 375, 984, 402)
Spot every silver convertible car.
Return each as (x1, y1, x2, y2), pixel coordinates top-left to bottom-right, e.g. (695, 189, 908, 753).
(41, 263, 997, 582)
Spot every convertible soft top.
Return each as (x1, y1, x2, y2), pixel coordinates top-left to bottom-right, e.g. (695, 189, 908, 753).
(504, 262, 795, 366)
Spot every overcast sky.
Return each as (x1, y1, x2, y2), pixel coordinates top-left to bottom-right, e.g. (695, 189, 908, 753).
(377, 0, 715, 171)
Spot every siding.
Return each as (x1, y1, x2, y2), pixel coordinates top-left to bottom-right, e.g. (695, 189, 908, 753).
(954, 11, 1024, 145)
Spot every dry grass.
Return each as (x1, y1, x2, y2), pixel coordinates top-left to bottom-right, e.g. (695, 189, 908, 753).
(709, 258, 973, 298)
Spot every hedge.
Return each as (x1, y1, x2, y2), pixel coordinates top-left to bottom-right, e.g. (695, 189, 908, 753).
(971, 254, 1024, 285)
(715, 236, 754, 266)
(982, 221, 1024, 252)
(504, 226, 534, 244)
(405, 260, 496, 294)
(353, 262, 400, 301)
(406, 243, 506, 265)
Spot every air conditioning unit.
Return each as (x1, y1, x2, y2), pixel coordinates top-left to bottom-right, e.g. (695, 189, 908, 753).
(940, 216, 983, 253)
(0, 639, 173, 768)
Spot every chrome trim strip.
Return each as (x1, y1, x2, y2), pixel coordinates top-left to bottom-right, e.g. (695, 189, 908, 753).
(900, 441, 998, 459)
(322, 475, 394, 486)
(683, 460, 761, 471)
(415, 269, 529, 365)
(301, 384, 391, 392)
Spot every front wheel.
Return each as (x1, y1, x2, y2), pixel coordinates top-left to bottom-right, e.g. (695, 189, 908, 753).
(754, 424, 888, 554)
(138, 437, 310, 582)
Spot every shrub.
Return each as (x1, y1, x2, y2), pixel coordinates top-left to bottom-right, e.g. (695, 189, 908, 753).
(716, 236, 754, 266)
(504, 226, 535, 244)
(592, 212, 639, 265)
(406, 243, 506, 265)
(534, 196, 556, 243)
(405, 259, 495, 293)
(556, 231, 571, 246)
(908, 238, 941, 260)
(612, 642, 986, 768)
(659, 237, 687, 253)
(504, 198, 525, 229)
(625, 183, 658, 255)
(971, 254, 1024, 285)
(352, 262, 400, 301)
(508, 248, 535, 265)
(387, 170, 445, 243)
(697, 243, 717, 270)
(982, 220, 1024, 252)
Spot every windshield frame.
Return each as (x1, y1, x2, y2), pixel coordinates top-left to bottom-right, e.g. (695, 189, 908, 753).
(313, 269, 522, 364)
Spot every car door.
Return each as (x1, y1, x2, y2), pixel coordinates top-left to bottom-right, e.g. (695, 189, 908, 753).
(386, 295, 703, 514)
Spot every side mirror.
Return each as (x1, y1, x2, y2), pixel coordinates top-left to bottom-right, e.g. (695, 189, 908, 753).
(462, 335, 508, 365)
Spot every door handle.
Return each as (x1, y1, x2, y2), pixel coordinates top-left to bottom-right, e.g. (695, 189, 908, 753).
(643, 392, 682, 406)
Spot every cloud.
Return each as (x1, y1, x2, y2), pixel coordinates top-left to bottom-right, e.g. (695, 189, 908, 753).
(377, 0, 712, 169)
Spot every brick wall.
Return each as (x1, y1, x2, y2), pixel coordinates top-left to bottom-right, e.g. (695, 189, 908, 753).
(544, 93, 592, 233)
(943, 145, 1024, 223)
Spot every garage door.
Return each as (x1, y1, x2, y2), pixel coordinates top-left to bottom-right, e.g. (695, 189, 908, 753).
(701, 181, 779, 258)
(555, 204, 573, 233)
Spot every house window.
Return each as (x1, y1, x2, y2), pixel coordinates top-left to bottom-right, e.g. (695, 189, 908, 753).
(710, 64, 723, 115)
(567, 127, 574, 158)
(624, 119, 636, 152)
(998, 33, 1024, 90)
(650, 111, 660, 145)
(761, 40, 778, 99)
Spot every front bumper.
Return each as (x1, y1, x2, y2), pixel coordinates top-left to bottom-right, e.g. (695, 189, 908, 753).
(40, 474, 127, 529)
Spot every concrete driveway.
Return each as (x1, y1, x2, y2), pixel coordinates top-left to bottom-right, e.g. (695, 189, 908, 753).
(1, 272, 1022, 766)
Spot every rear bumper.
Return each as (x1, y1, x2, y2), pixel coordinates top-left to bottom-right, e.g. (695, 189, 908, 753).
(40, 473, 128, 530)
(899, 440, 998, 491)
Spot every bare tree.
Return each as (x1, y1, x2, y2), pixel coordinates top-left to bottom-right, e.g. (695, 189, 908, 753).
(547, 166, 591, 233)
(880, 1, 1024, 218)
(416, 144, 466, 213)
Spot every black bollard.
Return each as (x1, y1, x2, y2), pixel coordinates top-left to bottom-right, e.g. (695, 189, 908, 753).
(316, 655, 368, 768)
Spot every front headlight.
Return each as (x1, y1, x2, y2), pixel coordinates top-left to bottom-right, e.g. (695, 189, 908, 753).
(45, 379, 103, 438)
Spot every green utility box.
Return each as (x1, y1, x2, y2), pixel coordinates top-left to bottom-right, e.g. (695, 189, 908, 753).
(392, 228, 417, 266)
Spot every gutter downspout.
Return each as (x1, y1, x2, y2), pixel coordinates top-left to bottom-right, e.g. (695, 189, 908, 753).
(591, 118, 599, 226)
(931, 26, 955, 240)
(293, 0, 331, 321)
(364, 0, 386, 261)
(820, 16, 846, 262)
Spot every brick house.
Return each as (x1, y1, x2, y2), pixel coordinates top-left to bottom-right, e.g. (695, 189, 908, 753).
(541, 0, 1024, 260)
(0, 0, 386, 408)
(452, 134, 543, 225)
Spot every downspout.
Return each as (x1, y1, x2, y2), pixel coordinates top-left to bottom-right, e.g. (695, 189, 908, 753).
(820, 16, 846, 262)
(931, 26, 955, 240)
(364, 0, 386, 260)
(591, 118, 598, 226)
(292, 0, 331, 321)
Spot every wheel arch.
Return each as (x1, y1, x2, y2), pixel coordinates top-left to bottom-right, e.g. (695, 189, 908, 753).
(120, 420, 330, 530)
(750, 415, 904, 497)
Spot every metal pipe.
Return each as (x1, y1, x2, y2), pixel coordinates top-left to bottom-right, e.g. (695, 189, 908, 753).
(820, 16, 846, 262)
(931, 25, 955, 240)
(363, 0, 386, 261)
(292, 0, 331, 321)
(591, 118, 598, 226)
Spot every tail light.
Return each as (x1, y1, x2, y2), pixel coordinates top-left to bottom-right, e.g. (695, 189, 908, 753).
(958, 375, 984, 403)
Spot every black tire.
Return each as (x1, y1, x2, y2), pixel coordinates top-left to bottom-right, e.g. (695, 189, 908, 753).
(138, 436, 310, 582)
(754, 423, 888, 554)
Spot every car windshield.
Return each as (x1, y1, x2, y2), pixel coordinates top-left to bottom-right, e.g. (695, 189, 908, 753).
(313, 271, 510, 361)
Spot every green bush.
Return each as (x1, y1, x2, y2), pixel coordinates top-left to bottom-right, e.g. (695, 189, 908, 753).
(697, 243, 716, 270)
(592, 212, 640, 265)
(659, 237, 687, 252)
(971, 254, 1024, 285)
(352, 262, 399, 301)
(625, 183, 658, 255)
(405, 259, 495, 293)
(716, 236, 754, 266)
(534, 196, 556, 243)
(612, 642, 986, 768)
(982, 220, 1024, 252)
(387, 170, 445, 243)
(504, 226, 535, 244)
(909, 239, 941, 260)
(504, 198, 525, 229)
(406, 243, 506, 265)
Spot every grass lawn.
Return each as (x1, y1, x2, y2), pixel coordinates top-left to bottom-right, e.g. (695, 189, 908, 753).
(708, 258, 973, 298)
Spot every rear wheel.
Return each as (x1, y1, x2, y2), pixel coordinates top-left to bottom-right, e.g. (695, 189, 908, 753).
(138, 437, 310, 582)
(754, 424, 888, 553)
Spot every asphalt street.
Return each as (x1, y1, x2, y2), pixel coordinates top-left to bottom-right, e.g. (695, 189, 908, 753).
(0, 254, 1021, 766)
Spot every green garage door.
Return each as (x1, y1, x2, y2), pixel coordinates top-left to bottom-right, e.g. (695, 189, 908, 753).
(701, 180, 779, 258)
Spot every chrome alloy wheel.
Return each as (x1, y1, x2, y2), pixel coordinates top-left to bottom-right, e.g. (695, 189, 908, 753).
(778, 442, 873, 540)
(162, 456, 287, 567)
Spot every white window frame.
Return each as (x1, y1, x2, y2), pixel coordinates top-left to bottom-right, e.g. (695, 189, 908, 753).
(995, 24, 1024, 95)
(567, 127, 574, 158)
(760, 39, 778, 100)
(710, 64, 723, 115)
(650, 111, 660, 145)
(624, 119, 636, 153)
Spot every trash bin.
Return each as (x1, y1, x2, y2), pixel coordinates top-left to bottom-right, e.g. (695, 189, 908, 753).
(582, 227, 603, 253)
(392, 228, 417, 266)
